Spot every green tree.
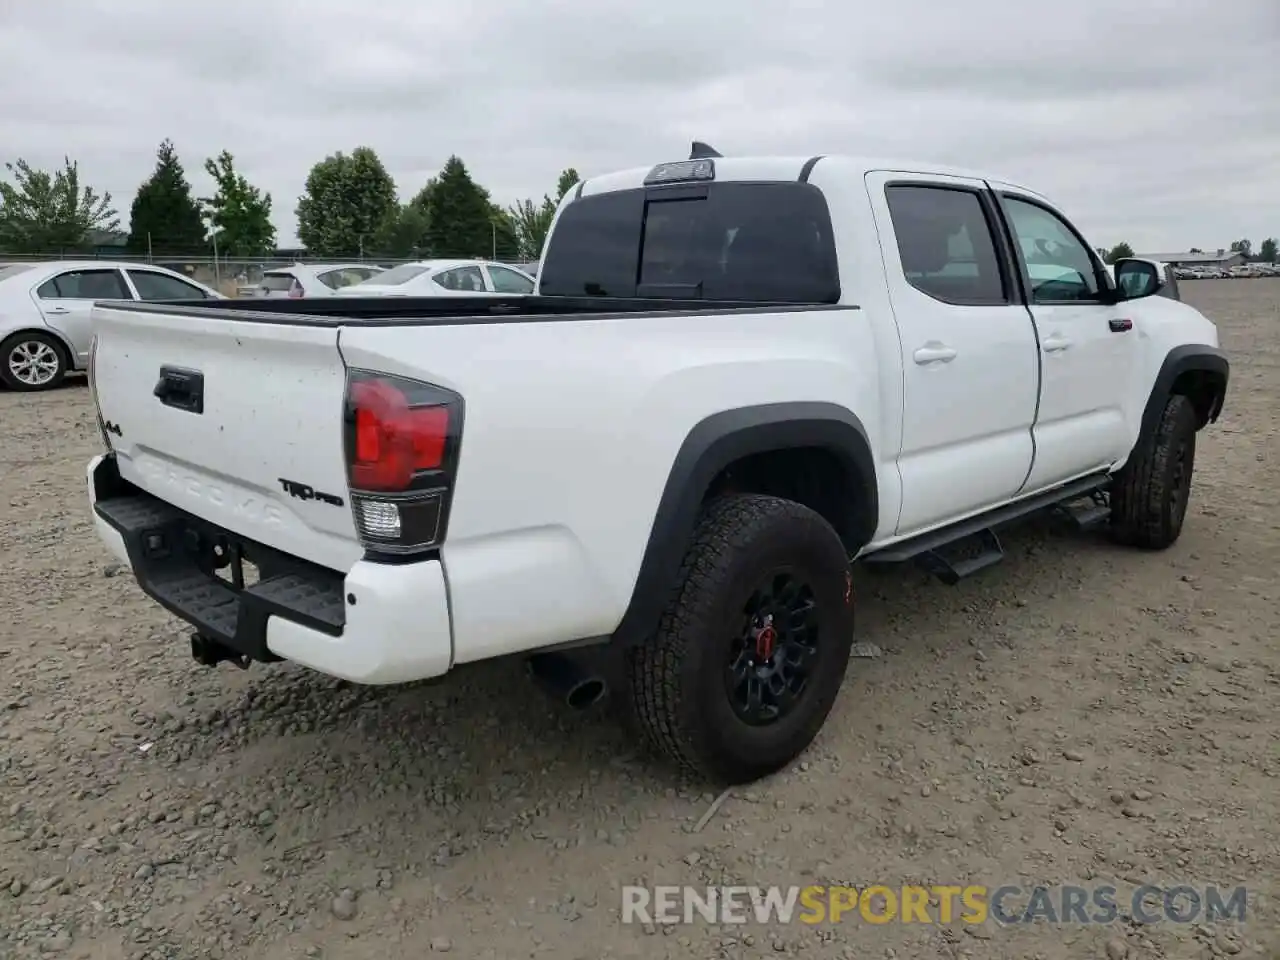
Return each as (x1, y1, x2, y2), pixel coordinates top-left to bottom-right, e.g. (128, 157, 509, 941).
(554, 167, 580, 201)
(1229, 238, 1252, 258)
(1259, 237, 1277, 263)
(1104, 241, 1134, 264)
(423, 156, 500, 258)
(0, 156, 118, 254)
(488, 204, 519, 260)
(371, 203, 430, 258)
(199, 151, 276, 257)
(296, 147, 398, 257)
(126, 139, 207, 256)
(508, 197, 555, 260)
(369, 178, 438, 257)
(508, 167, 580, 260)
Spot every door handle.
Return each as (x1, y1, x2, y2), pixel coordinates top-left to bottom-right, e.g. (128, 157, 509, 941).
(45, 306, 70, 315)
(913, 344, 957, 364)
(153, 365, 205, 414)
(1042, 335, 1072, 353)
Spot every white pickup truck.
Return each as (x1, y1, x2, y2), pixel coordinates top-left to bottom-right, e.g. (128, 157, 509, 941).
(85, 145, 1229, 784)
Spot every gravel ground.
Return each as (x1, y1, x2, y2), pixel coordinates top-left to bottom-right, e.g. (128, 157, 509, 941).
(1, 281, 1277, 960)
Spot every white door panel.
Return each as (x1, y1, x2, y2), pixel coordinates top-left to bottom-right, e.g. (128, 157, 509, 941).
(867, 172, 1040, 535)
(997, 193, 1138, 492)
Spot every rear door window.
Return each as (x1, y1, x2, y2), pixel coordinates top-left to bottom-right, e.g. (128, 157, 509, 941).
(539, 182, 840, 302)
(36, 268, 131, 300)
(884, 185, 1008, 304)
(259, 272, 297, 292)
(433, 266, 486, 291)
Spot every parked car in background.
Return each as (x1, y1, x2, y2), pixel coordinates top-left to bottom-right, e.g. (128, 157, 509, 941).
(334, 259, 536, 297)
(253, 263, 386, 299)
(0, 260, 221, 391)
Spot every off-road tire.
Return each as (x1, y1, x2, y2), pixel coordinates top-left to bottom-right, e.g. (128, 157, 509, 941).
(624, 493, 855, 784)
(0, 331, 68, 392)
(1110, 393, 1198, 549)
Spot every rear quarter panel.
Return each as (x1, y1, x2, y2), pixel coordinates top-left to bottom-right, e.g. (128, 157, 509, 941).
(338, 308, 894, 661)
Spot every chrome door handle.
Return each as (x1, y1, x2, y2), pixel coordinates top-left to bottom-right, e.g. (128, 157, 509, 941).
(45, 306, 70, 315)
(913, 344, 957, 364)
(1042, 335, 1072, 353)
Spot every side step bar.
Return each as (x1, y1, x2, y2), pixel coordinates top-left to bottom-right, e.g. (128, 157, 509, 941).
(863, 472, 1111, 584)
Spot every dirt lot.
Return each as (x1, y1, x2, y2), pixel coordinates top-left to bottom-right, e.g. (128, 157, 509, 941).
(1, 281, 1277, 960)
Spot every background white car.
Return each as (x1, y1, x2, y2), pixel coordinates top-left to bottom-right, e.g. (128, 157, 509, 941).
(252, 263, 386, 298)
(0, 260, 221, 391)
(334, 259, 536, 297)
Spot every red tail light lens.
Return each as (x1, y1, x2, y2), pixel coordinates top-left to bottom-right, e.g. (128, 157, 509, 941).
(348, 378, 450, 491)
(343, 370, 463, 557)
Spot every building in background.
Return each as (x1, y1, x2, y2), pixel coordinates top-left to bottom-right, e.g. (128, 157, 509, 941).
(1133, 250, 1248, 270)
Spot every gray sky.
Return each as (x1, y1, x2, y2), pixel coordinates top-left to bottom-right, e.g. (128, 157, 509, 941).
(2, 0, 1277, 252)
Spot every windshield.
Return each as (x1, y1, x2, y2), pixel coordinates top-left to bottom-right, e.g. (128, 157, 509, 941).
(359, 264, 428, 286)
(539, 182, 839, 302)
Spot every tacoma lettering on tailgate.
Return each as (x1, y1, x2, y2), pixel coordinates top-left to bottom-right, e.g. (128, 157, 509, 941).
(137, 460, 286, 527)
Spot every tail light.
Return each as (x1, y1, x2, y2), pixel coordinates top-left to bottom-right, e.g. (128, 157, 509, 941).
(342, 369, 463, 557)
(288, 279, 304, 298)
(87, 334, 111, 451)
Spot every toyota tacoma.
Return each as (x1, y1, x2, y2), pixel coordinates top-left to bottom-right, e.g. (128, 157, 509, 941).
(85, 144, 1229, 784)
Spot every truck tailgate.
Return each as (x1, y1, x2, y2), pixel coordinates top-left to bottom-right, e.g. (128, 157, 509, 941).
(91, 304, 360, 573)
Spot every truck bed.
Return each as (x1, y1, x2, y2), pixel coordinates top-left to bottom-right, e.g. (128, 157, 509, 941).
(101, 295, 849, 326)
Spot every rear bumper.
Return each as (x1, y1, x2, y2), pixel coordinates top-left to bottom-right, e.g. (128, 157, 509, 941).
(86, 454, 453, 684)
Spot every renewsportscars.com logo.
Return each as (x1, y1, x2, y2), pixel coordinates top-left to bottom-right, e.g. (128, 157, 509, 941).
(621, 884, 1249, 926)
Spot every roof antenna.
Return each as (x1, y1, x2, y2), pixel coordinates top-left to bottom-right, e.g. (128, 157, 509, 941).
(690, 141, 722, 159)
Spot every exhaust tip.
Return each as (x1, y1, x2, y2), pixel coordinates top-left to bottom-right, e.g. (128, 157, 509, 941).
(527, 652, 607, 709)
(566, 678, 606, 710)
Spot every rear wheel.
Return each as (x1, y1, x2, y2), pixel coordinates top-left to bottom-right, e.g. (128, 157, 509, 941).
(625, 494, 855, 784)
(1, 331, 68, 391)
(1110, 393, 1198, 549)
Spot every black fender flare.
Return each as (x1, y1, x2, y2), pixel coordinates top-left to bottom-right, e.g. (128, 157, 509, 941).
(609, 401, 878, 648)
(1139, 344, 1229, 441)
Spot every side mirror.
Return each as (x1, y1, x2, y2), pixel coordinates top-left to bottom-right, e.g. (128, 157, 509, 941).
(1113, 258, 1163, 300)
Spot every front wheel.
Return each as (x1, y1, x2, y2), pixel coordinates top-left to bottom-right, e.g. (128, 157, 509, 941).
(625, 494, 855, 784)
(1110, 393, 1198, 549)
(1, 331, 68, 391)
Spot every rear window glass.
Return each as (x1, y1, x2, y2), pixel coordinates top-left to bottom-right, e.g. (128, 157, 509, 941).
(259, 273, 295, 291)
(538, 182, 840, 303)
(0, 264, 36, 282)
(363, 264, 428, 286)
